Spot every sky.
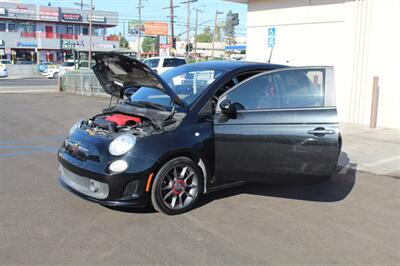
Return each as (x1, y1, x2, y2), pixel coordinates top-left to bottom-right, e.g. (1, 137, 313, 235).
(22, 0, 248, 41)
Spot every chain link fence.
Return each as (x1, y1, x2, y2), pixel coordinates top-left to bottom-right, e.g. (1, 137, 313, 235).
(60, 70, 107, 97)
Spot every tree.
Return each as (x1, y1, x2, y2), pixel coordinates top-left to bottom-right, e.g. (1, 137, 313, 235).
(196, 26, 213, 43)
(119, 34, 129, 48)
(141, 37, 155, 53)
(224, 10, 236, 45)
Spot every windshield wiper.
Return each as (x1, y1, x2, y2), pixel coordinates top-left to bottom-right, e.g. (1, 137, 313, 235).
(126, 100, 167, 111)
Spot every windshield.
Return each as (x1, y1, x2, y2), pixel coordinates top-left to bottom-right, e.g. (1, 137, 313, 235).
(62, 62, 74, 67)
(128, 65, 227, 111)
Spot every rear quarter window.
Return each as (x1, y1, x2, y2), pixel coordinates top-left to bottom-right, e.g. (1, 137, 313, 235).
(163, 58, 186, 67)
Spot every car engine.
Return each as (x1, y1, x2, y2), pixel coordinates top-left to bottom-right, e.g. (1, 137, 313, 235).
(81, 113, 157, 137)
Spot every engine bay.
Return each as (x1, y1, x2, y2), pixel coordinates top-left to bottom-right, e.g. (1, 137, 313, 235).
(81, 113, 158, 137)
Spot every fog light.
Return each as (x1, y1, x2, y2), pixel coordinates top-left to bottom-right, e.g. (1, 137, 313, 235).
(89, 179, 99, 193)
(122, 180, 139, 198)
(109, 160, 128, 173)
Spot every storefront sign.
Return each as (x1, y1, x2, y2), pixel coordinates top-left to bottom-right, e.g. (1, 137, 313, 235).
(62, 40, 84, 49)
(8, 5, 35, 18)
(62, 13, 82, 21)
(16, 41, 37, 47)
(39, 7, 59, 20)
(0, 7, 6, 16)
(88, 15, 106, 23)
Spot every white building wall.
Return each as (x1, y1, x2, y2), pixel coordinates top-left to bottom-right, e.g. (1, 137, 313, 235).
(244, 0, 400, 129)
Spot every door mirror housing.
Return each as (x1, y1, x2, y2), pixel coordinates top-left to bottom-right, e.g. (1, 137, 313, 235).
(123, 87, 137, 98)
(220, 99, 237, 119)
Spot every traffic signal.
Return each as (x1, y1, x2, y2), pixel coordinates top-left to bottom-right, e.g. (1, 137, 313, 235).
(185, 43, 193, 52)
(232, 13, 239, 26)
(172, 38, 177, 49)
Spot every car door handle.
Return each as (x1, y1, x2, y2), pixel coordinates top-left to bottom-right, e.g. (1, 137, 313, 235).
(307, 128, 335, 135)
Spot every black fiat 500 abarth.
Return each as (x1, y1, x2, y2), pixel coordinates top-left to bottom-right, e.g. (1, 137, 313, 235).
(58, 53, 341, 215)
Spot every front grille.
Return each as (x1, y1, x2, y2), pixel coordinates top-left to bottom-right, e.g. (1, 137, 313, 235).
(60, 165, 109, 199)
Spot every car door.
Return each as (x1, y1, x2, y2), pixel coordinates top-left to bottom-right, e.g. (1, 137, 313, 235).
(213, 67, 340, 183)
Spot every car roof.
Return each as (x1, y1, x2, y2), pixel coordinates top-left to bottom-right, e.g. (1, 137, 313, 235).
(189, 60, 287, 71)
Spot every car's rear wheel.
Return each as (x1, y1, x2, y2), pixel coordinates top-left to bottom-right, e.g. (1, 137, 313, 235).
(151, 157, 203, 215)
(53, 72, 59, 79)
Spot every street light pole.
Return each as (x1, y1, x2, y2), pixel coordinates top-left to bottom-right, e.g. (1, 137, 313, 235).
(212, 10, 223, 59)
(88, 0, 93, 67)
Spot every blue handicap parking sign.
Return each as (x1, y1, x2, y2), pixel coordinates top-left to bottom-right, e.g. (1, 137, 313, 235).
(268, 27, 276, 48)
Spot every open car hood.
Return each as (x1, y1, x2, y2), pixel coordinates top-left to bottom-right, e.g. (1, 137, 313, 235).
(92, 53, 187, 111)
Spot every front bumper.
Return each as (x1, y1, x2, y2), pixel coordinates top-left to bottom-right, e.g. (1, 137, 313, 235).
(58, 155, 151, 207)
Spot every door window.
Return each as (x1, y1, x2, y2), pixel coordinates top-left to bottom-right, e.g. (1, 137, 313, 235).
(219, 68, 327, 111)
(221, 73, 280, 110)
(143, 59, 160, 68)
(276, 69, 325, 108)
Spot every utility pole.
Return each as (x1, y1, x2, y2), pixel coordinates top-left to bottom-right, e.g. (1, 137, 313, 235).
(137, 0, 144, 59)
(212, 10, 223, 59)
(180, 0, 197, 57)
(194, 8, 199, 61)
(162, 1, 179, 53)
(88, 0, 93, 67)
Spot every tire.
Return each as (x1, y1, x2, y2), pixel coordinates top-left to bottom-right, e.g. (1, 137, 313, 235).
(53, 72, 59, 79)
(151, 157, 203, 215)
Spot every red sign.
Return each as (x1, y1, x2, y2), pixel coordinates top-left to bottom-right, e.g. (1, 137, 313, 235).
(39, 7, 59, 20)
(160, 43, 169, 49)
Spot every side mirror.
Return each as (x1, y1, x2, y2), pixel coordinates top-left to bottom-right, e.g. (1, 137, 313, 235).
(220, 99, 237, 119)
(123, 87, 137, 98)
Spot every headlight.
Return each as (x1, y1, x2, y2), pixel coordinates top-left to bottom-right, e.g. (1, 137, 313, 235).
(109, 134, 136, 156)
(109, 160, 128, 173)
(69, 121, 82, 135)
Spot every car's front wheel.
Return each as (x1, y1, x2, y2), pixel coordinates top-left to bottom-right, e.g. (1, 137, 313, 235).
(151, 157, 203, 215)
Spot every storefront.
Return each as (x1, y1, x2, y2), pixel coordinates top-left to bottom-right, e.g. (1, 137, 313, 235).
(0, 2, 119, 64)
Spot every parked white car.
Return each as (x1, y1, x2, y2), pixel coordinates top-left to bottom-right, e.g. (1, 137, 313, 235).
(0, 62, 8, 77)
(59, 60, 75, 76)
(142, 57, 186, 74)
(42, 66, 60, 79)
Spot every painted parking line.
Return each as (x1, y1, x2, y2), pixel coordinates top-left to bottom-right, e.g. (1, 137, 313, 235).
(0, 136, 64, 145)
(0, 142, 59, 158)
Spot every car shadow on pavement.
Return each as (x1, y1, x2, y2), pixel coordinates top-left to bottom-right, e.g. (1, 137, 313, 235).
(195, 152, 356, 210)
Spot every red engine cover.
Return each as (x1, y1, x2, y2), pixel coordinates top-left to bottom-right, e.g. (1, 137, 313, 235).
(105, 114, 141, 126)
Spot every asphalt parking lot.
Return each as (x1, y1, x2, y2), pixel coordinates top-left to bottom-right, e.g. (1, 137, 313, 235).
(0, 92, 399, 265)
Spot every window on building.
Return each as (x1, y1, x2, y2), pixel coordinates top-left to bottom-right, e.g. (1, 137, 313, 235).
(57, 24, 67, 34)
(82, 27, 88, 35)
(8, 21, 16, 32)
(0, 22, 5, 31)
(74, 25, 80, 35)
(66, 26, 73, 35)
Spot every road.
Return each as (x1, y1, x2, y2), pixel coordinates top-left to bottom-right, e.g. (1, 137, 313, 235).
(0, 93, 398, 265)
(0, 77, 57, 93)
